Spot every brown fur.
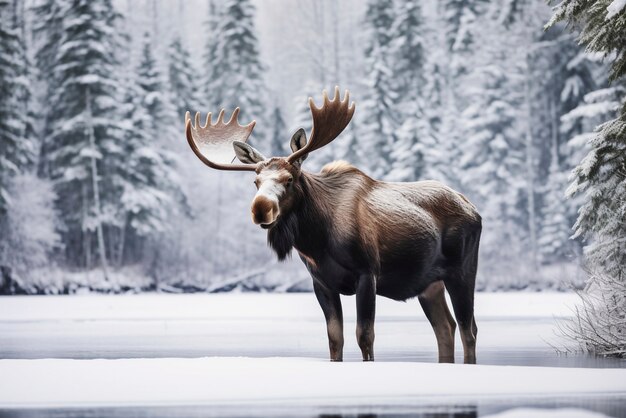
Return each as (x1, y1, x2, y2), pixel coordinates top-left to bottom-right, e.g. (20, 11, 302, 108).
(257, 160, 481, 363)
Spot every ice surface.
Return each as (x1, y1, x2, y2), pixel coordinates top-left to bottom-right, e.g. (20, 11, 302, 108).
(0, 292, 625, 410)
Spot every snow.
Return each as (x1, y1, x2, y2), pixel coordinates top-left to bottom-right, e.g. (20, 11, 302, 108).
(483, 408, 611, 418)
(606, 0, 626, 19)
(1, 292, 624, 411)
(1, 357, 625, 408)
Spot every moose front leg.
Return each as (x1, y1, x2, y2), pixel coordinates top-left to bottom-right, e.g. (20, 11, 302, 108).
(313, 281, 344, 361)
(356, 275, 376, 361)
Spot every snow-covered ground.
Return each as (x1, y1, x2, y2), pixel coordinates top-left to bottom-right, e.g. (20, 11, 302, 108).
(0, 292, 625, 417)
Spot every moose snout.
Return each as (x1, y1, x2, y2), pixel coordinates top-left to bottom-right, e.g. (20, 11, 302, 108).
(251, 196, 279, 226)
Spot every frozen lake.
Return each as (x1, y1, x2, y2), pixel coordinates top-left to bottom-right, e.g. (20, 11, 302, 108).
(0, 292, 625, 417)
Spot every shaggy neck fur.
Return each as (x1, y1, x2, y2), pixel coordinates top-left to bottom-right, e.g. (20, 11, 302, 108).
(267, 171, 335, 260)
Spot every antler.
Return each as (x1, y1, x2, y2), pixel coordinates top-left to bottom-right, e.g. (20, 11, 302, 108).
(185, 108, 258, 171)
(287, 86, 356, 164)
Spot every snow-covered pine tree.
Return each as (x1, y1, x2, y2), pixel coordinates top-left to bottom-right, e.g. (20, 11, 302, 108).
(43, 0, 128, 275)
(536, 41, 596, 265)
(547, 0, 626, 356)
(111, 72, 177, 267)
(208, 0, 268, 142)
(202, 0, 221, 109)
(458, 12, 530, 287)
(386, 0, 429, 183)
(0, 0, 35, 214)
(168, 34, 200, 123)
(31, 0, 67, 178)
(0, 0, 51, 284)
(0, 0, 34, 211)
(548, 0, 626, 277)
(268, 105, 287, 157)
(133, 30, 190, 283)
(443, 0, 484, 71)
(359, 0, 397, 178)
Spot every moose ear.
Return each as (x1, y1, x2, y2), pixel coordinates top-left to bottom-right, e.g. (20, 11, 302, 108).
(233, 141, 266, 164)
(289, 128, 308, 163)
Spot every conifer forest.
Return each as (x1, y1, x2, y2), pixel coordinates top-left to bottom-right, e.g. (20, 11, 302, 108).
(0, 0, 624, 313)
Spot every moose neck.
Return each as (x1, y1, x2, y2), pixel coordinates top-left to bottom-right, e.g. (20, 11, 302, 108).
(267, 171, 333, 261)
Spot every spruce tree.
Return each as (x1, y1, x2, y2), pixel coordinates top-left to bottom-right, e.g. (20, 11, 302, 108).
(548, 0, 626, 355)
(209, 0, 267, 140)
(268, 106, 287, 157)
(0, 0, 34, 214)
(548, 0, 626, 277)
(359, 0, 397, 177)
(387, 0, 433, 183)
(44, 0, 126, 274)
(32, 0, 66, 178)
(459, 14, 529, 285)
(168, 34, 199, 122)
(202, 0, 221, 109)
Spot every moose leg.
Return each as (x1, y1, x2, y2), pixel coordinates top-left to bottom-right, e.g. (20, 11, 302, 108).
(313, 281, 344, 361)
(356, 275, 376, 361)
(418, 280, 456, 363)
(444, 280, 477, 364)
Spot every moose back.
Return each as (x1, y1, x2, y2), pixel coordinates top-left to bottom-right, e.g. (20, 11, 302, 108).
(185, 87, 482, 363)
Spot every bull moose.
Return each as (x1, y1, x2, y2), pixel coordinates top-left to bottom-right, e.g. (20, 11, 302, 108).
(185, 87, 482, 364)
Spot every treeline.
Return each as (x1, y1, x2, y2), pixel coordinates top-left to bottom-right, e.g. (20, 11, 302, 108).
(0, 0, 622, 294)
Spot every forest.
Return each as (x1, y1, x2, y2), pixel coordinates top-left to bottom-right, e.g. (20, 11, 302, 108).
(0, 0, 624, 295)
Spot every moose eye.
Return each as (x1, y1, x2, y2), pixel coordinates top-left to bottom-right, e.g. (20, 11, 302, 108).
(286, 176, 293, 185)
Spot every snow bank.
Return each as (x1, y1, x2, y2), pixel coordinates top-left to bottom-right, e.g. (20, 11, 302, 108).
(483, 408, 611, 418)
(0, 357, 624, 408)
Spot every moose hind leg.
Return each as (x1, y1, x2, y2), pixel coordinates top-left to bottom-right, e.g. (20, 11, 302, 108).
(356, 275, 376, 361)
(313, 281, 344, 361)
(444, 276, 477, 364)
(418, 280, 456, 363)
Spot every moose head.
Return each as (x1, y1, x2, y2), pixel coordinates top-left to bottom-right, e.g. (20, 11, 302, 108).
(185, 87, 355, 230)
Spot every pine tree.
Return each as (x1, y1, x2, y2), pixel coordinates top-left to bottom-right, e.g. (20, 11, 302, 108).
(208, 0, 267, 140)
(548, 0, 626, 355)
(268, 105, 287, 157)
(44, 0, 127, 275)
(133, 31, 188, 273)
(443, 0, 484, 54)
(459, 14, 530, 286)
(536, 43, 596, 265)
(168, 34, 199, 122)
(386, 0, 433, 183)
(359, 0, 397, 178)
(0, 0, 35, 214)
(547, 0, 626, 276)
(32, 0, 67, 178)
(202, 0, 221, 109)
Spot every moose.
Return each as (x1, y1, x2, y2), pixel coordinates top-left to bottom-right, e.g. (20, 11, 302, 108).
(185, 88, 482, 364)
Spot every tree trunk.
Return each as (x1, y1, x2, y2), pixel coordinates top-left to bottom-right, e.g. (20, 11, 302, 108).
(86, 88, 109, 281)
(82, 182, 91, 269)
(524, 53, 538, 276)
(117, 213, 128, 267)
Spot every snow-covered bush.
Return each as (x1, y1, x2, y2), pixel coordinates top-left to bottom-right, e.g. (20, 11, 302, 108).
(0, 174, 60, 288)
(558, 270, 626, 357)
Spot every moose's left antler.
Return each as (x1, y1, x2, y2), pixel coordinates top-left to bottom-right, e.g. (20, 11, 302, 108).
(185, 108, 258, 171)
(287, 86, 355, 164)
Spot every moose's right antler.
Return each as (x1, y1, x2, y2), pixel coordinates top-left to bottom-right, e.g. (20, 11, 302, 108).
(185, 108, 258, 171)
(287, 87, 355, 164)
